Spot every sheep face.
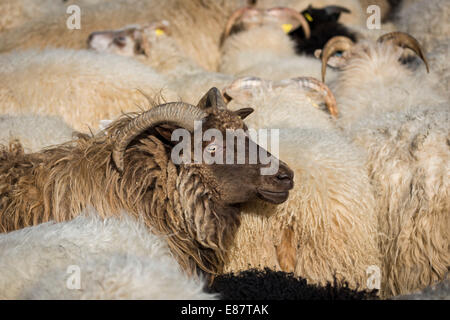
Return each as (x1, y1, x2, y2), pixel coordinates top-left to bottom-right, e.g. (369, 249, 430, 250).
(147, 88, 294, 206)
(192, 106, 294, 206)
(107, 87, 294, 274)
(87, 24, 148, 57)
(316, 32, 430, 82)
(221, 7, 310, 43)
(87, 22, 169, 58)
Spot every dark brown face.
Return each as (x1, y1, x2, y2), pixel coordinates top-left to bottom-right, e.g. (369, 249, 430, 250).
(197, 110, 293, 205)
(159, 88, 294, 206)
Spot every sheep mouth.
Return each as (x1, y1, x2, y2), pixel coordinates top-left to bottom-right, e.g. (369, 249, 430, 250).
(257, 189, 290, 204)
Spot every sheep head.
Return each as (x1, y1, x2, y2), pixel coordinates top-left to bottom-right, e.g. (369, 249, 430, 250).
(107, 87, 294, 275)
(316, 32, 430, 82)
(87, 21, 170, 57)
(223, 76, 338, 117)
(221, 6, 310, 45)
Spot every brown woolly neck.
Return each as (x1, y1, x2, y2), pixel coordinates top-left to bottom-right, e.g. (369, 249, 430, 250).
(0, 120, 240, 276)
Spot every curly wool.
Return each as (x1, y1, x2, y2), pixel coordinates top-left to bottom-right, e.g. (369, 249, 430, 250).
(0, 210, 216, 300)
(0, 114, 75, 153)
(209, 268, 378, 300)
(347, 104, 450, 297)
(0, 48, 177, 131)
(0, 111, 240, 277)
(225, 85, 380, 291)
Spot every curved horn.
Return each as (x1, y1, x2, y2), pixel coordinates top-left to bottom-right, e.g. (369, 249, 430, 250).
(222, 7, 257, 44)
(321, 36, 355, 82)
(226, 76, 265, 91)
(112, 103, 207, 171)
(282, 77, 338, 117)
(377, 32, 430, 73)
(223, 76, 265, 101)
(266, 7, 311, 39)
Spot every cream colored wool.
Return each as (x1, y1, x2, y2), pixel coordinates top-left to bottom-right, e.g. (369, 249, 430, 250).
(223, 84, 380, 291)
(327, 38, 449, 297)
(330, 42, 446, 129)
(427, 40, 450, 100)
(219, 25, 338, 84)
(0, 114, 75, 153)
(0, 48, 177, 131)
(346, 104, 450, 297)
(134, 29, 235, 105)
(0, 0, 247, 70)
(0, 0, 109, 32)
(395, 0, 450, 51)
(0, 209, 215, 299)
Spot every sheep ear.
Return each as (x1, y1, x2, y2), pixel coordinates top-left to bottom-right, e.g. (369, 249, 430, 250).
(314, 49, 322, 59)
(197, 87, 227, 110)
(234, 108, 254, 119)
(154, 124, 179, 146)
(323, 5, 351, 21)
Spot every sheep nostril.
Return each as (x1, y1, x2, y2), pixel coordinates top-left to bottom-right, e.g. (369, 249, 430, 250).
(277, 173, 291, 181)
(87, 34, 94, 45)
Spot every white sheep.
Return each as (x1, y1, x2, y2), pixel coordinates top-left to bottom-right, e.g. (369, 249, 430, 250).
(345, 104, 450, 297)
(318, 33, 446, 129)
(0, 48, 177, 131)
(0, 114, 75, 153)
(218, 13, 339, 84)
(0, 208, 215, 299)
(0, 0, 247, 71)
(87, 21, 236, 105)
(221, 77, 380, 292)
(319, 33, 449, 297)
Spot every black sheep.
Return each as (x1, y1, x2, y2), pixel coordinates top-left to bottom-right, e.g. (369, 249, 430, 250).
(208, 268, 379, 300)
(288, 5, 357, 56)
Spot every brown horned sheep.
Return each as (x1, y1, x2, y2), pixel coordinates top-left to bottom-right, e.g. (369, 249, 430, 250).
(0, 88, 294, 278)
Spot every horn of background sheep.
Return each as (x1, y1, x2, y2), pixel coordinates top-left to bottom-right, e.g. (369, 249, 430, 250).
(279, 77, 338, 117)
(112, 103, 207, 171)
(266, 7, 310, 39)
(320, 36, 355, 82)
(223, 76, 265, 101)
(377, 32, 430, 73)
(222, 7, 258, 44)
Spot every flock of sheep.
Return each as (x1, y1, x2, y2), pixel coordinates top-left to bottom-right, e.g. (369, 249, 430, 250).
(0, 0, 448, 300)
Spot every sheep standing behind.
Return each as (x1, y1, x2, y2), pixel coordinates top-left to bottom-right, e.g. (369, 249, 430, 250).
(0, 89, 294, 279)
(88, 22, 236, 105)
(0, 0, 246, 70)
(0, 208, 215, 300)
(319, 34, 449, 297)
(219, 23, 338, 83)
(346, 104, 450, 297)
(319, 35, 446, 129)
(0, 48, 177, 131)
(222, 79, 380, 291)
(0, 114, 75, 153)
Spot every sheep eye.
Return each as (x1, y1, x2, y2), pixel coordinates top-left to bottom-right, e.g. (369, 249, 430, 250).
(206, 144, 218, 154)
(113, 36, 127, 47)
